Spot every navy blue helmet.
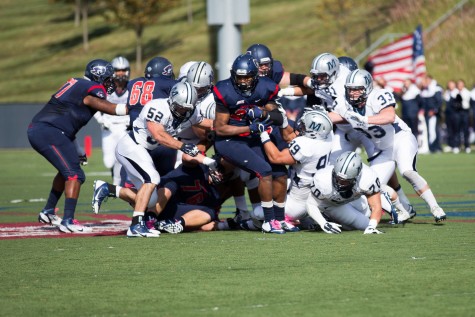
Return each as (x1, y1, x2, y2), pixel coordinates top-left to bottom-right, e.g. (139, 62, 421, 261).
(145, 57, 174, 79)
(338, 56, 358, 72)
(84, 59, 115, 94)
(246, 43, 273, 77)
(230, 53, 259, 95)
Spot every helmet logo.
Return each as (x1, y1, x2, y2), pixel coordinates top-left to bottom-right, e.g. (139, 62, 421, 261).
(327, 59, 337, 70)
(91, 65, 107, 76)
(309, 122, 321, 131)
(162, 64, 173, 76)
(364, 75, 371, 85)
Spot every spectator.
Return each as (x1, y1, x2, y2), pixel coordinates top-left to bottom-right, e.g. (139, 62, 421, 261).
(443, 80, 458, 153)
(401, 78, 421, 138)
(420, 75, 443, 153)
(453, 79, 471, 153)
(470, 84, 475, 146)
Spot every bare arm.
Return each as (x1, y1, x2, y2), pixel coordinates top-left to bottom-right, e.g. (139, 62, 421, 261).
(83, 95, 127, 115)
(147, 121, 183, 150)
(262, 141, 297, 165)
(367, 106, 396, 125)
(214, 104, 251, 137)
(366, 192, 383, 224)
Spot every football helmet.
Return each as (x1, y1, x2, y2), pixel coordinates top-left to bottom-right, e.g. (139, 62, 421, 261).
(145, 57, 174, 79)
(186, 61, 214, 99)
(168, 81, 198, 120)
(246, 43, 273, 77)
(345, 69, 373, 110)
(309, 53, 340, 89)
(332, 151, 362, 196)
(338, 56, 358, 72)
(84, 59, 115, 94)
(297, 110, 333, 140)
(230, 54, 259, 96)
(111, 56, 130, 83)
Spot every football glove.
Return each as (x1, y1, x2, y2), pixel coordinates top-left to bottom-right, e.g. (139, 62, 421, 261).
(321, 221, 342, 234)
(246, 107, 265, 120)
(363, 226, 384, 234)
(249, 117, 272, 135)
(344, 110, 368, 129)
(79, 154, 88, 166)
(180, 143, 200, 157)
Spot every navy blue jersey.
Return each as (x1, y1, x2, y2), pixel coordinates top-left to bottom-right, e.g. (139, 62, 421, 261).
(268, 60, 285, 84)
(126, 76, 178, 123)
(213, 77, 279, 127)
(31, 78, 106, 138)
(160, 164, 221, 209)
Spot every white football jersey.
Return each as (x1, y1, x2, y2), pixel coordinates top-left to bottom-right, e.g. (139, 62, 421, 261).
(95, 90, 130, 127)
(312, 64, 350, 111)
(310, 164, 380, 209)
(132, 98, 203, 150)
(176, 93, 215, 142)
(339, 88, 399, 150)
(288, 134, 333, 187)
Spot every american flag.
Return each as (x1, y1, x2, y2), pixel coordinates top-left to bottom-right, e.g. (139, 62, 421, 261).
(367, 25, 426, 93)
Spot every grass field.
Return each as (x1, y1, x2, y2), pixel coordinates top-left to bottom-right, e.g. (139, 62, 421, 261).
(0, 148, 474, 317)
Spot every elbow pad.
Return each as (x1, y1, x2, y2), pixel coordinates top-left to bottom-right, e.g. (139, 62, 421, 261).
(289, 73, 307, 86)
(267, 109, 284, 126)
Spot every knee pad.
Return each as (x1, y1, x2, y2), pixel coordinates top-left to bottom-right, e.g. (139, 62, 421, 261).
(245, 176, 259, 190)
(73, 169, 86, 184)
(240, 170, 250, 182)
(402, 170, 427, 192)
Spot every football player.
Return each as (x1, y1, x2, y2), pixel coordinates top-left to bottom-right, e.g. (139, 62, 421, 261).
(30, 59, 128, 233)
(213, 53, 288, 234)
(127, 56, 179, 176)
(105, 81, 217, 237)
(335, 69, 446, 223)
(94, 56, 131, 186)
(257, 110, 334, 230)
(307, 151, 388, 234)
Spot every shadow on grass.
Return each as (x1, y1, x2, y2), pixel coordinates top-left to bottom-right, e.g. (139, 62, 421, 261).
(46, 25, 115, 52)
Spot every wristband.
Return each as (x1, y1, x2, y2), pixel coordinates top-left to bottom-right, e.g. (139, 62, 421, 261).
(260, 131, 271, 144)
(202, 157, 216, 167)
(368, 218, 377, 229)
(115, 103, 127, 116)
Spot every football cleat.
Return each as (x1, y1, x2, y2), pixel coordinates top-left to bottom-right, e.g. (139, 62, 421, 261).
(262, 219, 286, 234)
(38, 208, 62, 226)
(58, 218, 92, 233)
(239, 218, 262, 231)
(431, 206, 447, 223)
(408, 205, 417, 219)
(156, 219, 184, 234)
(280, 220, 300, 232)
(396, 208, 411, 223)
(92, 180, 109, 214)
(127, 222, 160, 238)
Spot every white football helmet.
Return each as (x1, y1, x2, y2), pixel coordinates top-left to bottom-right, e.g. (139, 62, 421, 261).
(111, 56, 130, 83)
(186, 61, 214, 99)
(345, 69, 373, 110)
(310, 53, 340, 89)
(332, 151, 363, 195)
(297, 110, 333, 140)
(168, 82, 198, 120)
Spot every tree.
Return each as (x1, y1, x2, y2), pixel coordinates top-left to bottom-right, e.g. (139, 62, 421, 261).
(102, 0, 179, 71)
(49, 0, 90, 51)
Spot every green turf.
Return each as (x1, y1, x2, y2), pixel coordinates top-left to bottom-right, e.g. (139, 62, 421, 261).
(0, 148, 474, 316)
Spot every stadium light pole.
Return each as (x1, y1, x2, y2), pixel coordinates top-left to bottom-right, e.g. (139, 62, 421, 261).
(207, 0, 250, 81)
